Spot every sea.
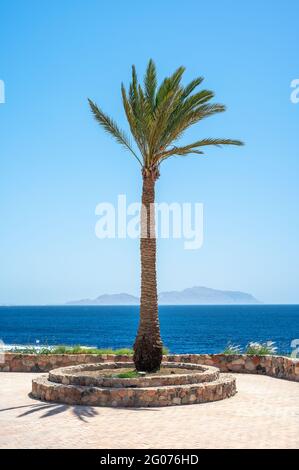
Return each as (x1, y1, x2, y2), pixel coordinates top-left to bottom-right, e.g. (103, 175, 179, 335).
(0, 305, 298, 354)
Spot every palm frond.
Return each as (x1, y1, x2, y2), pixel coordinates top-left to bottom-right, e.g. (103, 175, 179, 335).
(148, 87, 182, 156)
(189, 138, 244, 148)
(155, 66, 185, 107)
(88, 98, 142, 165)
(181, 77, 204, 99)
(157, 138, 244, 163)
(121, 84, 146, 158)
(144, 59, 157, 112)
(129, 65, 140, 116)
(158, 91, 217, 149)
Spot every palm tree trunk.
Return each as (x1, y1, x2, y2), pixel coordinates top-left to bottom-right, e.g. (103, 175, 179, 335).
(133, 171, 163, 372)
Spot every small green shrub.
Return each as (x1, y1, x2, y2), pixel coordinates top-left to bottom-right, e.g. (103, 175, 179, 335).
(245, 341, 277, 355)
(8, 345, 133, 355)
(222, 342, 242, 355)
(49, 346, 134, 355)
(222, 340, 279, 356)
(8, 344, 170, 356)
(114, 370, 140, 378)
(10, 346, 43, 354)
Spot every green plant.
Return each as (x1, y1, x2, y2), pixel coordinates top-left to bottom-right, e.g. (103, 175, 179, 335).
(7, 344, 170, 356)
(8, 345, 131, 355)
(88, 59, 243, 371)
(114, 370, 140, 379)
(245, 341, 277, 355)
(222, 342, 242, 355)
(10, 346, 40, 354)
(48, 346, 134, 355)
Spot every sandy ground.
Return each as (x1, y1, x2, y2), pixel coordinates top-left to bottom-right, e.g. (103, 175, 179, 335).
(0, 372, 298, 449)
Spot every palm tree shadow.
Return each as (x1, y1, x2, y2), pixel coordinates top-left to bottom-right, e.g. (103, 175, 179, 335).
(0, 400, 99, 422)
(72, 405, 99, 421)
(28, 401, 99, 422)
(0, 395, 159, 421)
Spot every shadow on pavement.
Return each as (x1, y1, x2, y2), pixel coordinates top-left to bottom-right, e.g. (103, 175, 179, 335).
(0, 402, 99, 422)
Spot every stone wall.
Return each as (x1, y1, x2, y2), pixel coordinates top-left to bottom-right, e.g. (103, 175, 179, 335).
(0, 353, 131, 372)
(1, 352, 299, 382)
(48, 362, 220, 388)
(32, 372, 236, 407)
(167, 354, 299, 382)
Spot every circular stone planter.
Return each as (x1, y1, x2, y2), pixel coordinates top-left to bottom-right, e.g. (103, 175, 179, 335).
(48, 362, 220, 388)
(31, 362, 236, 407)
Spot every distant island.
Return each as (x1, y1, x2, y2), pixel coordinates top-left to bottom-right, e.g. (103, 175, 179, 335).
(67, 286, 260, 306)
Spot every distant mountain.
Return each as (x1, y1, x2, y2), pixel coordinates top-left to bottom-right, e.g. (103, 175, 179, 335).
(67, 293, 138, 306)
(158, 286, 260, 305)
(67, 286, 260, 305)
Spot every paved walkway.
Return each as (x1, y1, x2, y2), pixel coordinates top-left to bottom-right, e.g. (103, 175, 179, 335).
(0, 372, 298, 448)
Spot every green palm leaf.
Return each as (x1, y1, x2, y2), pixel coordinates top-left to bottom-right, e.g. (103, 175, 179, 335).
(160, 138, 244, 160)
(88, 98, 142, 165)
(182, 77, 204, 98)
(144, 59, 157, 112)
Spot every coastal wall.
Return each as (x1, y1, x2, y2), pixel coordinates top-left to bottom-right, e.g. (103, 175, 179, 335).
(167, 354, 299, 382)
(1, 353, 299, 382)
(0, 353, 131, 373)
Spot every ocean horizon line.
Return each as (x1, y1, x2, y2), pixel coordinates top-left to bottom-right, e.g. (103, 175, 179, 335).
(2, 303, 299, 307)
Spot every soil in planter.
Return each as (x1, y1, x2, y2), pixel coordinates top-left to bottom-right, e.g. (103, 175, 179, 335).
(72, 367, 194, 379)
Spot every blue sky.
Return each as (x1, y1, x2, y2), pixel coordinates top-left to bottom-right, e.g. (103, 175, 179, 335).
(0, 0, 298, 304)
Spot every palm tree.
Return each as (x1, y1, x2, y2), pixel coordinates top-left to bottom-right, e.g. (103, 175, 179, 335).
(88, 60, 243, 372)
